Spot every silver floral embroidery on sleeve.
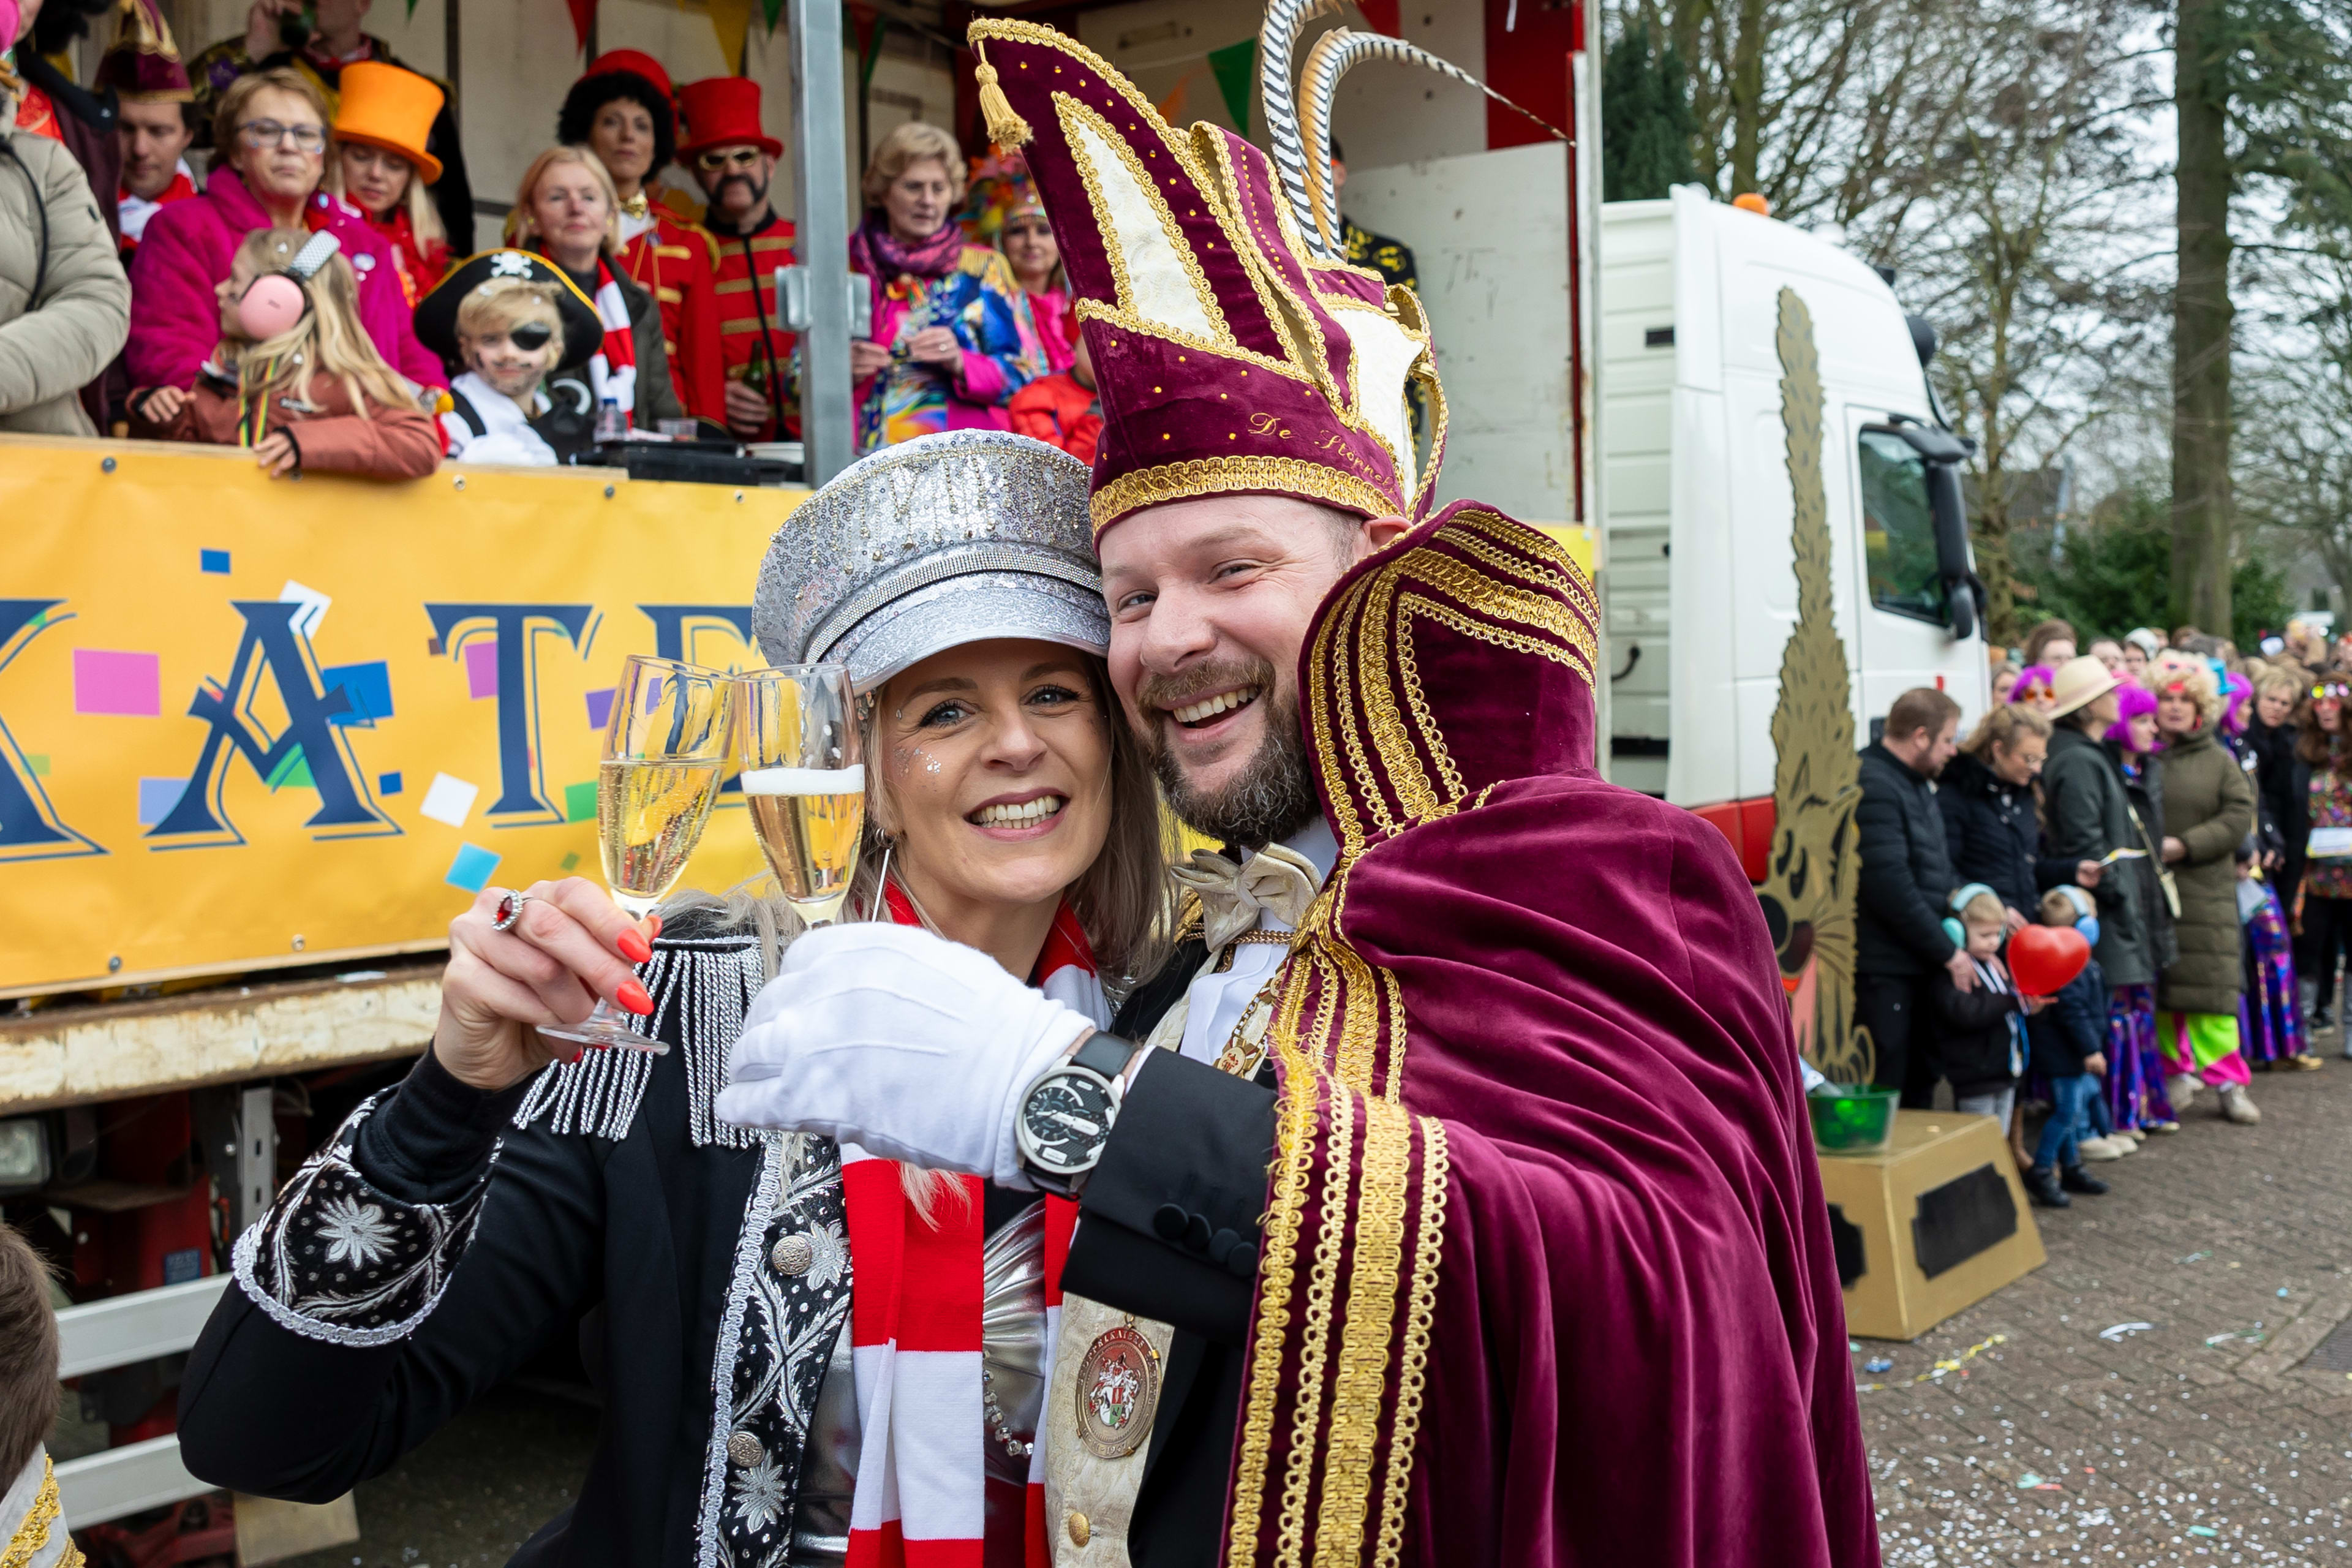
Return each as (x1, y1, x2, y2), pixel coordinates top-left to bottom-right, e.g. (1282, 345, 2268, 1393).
(231, 1090, 501, 1349)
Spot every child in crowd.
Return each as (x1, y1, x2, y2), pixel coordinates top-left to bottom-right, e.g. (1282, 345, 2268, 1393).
(1007, 327, 1102, 461)
(414, 249, 605, 466)
(0, 1222, 69, 1562)
(130, 228, 440, 481)
(2025, 887, 2117, 1207)
(1929, 884, 2043, 1133)
(440, 279, 568, 466)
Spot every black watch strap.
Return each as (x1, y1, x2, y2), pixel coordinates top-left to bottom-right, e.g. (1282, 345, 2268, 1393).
(1070, 1031, 1140, 1080)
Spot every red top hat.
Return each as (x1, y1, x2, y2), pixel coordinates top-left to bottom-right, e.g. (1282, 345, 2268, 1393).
(677, 77, 782, 160)
(581, 48, 675, 105)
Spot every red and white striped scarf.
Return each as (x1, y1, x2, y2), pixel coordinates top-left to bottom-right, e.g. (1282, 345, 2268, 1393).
(839, 884, 1098, 1567)
(586, 254, 639, 420)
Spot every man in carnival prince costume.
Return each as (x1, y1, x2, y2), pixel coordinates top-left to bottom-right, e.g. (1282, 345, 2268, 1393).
(719, 16, 1879, 1567)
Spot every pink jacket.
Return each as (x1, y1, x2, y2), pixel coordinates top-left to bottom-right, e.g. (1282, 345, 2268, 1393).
(126, 168, 443, 393)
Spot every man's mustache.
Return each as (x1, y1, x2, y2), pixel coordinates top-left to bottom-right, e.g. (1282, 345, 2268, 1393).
(718, 173, 769, 205)
(1131, 658, 1279, 720)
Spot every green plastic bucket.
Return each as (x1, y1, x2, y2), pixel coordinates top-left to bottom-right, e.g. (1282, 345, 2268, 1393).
(1807, 1085, 1899, 1155)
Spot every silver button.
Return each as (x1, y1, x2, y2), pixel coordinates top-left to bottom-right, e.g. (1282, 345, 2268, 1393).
(726, 1429, 766, 1469)
(771, 1234, 815, 1276)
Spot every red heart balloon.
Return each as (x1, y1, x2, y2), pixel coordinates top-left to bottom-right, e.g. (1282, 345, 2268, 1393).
(2008, 922, 2090, 996)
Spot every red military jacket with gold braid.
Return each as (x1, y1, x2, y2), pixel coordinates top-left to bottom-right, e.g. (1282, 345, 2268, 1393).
(616, 204, 723, 425)
(706, 211, 798, 442)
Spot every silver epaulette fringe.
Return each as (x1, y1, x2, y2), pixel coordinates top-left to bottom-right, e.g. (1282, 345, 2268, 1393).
(512, 937, 767, 1149)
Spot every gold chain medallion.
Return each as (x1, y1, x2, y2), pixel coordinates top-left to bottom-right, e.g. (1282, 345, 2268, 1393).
(1074, 1324, 1161, 1459)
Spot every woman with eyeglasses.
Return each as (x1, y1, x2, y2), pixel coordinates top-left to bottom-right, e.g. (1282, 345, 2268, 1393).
(556, 52, 725, 426)
(127, 67, 443, 398)
(2008, 663, 2058, 715)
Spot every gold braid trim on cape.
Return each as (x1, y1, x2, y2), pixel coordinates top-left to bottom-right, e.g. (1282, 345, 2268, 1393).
(2, 1458, 83, 1568)
(1221, 509, 1597, 1568)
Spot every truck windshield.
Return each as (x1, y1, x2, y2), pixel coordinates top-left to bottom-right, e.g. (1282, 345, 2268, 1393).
(1857, 428, 1948, 624)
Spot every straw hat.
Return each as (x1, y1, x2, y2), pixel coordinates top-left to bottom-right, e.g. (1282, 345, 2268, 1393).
(331, 61, 444, 185)
(2047, 654, 2125, 719)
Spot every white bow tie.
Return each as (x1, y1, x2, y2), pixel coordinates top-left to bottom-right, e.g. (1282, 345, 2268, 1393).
(1169, 844, 1322, 951)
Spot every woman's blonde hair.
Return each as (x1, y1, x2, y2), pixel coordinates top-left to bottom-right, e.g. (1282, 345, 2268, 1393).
(505, 145, 621, 257)
(2146, 650, 2223, 723)
(225, 228, 415, 415)
(1960, 701, 2052, 760)
(862, 121, 967, 211)
(325, 140, 446, 249)
(212, 68, 328, 167)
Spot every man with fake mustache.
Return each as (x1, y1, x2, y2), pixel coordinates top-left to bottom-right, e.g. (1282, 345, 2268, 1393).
(679, 76, 797, 443)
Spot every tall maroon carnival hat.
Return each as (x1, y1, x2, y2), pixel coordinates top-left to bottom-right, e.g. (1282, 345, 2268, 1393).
(94, 0, 192, 104)
(967, 19, 1444, 538)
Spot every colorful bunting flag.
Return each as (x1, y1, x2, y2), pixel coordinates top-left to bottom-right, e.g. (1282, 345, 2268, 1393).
(1207, 37, 1254, 134)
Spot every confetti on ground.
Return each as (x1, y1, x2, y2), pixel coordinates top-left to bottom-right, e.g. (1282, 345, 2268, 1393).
(2097, 1321, 2154, 1341)
(1855, 1334, 2006, 1393)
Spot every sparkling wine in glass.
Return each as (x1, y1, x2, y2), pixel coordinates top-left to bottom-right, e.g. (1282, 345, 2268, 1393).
(738, 663, 865, 925)
(541, 655, 734, 1052)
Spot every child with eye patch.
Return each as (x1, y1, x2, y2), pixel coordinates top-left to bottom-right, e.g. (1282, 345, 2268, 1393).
(439, 279, 568, 466)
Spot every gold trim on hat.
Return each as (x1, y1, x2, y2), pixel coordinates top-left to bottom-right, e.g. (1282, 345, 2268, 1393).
(1089, 454, 1402, 534)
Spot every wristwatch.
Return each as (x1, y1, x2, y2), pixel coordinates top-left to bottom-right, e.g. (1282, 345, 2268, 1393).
(1016, 1031, 1143, 1195)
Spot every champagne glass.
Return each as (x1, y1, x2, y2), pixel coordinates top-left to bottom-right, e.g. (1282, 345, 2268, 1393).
(541, 655, 736, 1052)
(737, 663, 865, 925)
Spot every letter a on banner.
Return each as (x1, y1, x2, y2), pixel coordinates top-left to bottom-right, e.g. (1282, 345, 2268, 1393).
(0, 599, 102, 862)
(149, 601, 398, 847)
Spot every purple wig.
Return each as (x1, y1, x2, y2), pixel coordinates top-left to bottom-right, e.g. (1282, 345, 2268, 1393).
(2106, 682, 2160, 752)
(2220, 669, 2251, 735)
(2011, 664, 2056, 704)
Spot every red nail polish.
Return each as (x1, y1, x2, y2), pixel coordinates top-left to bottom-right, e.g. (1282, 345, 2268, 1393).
(617, 930, 652, 964)
(559, 1046, 582, 1065)
(617, 978, 654, 1016)
(645, 913, 664, 940)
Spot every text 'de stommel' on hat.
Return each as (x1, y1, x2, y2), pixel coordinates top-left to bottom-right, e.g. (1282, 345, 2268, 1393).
(967, 20, 1445, 538)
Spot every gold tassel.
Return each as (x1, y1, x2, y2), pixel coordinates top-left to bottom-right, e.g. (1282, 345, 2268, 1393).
(973, 49, 1031, 149)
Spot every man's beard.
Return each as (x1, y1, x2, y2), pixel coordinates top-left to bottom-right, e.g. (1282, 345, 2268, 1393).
(718, 173, 769, 217)
(1136, 660, 1322, 849)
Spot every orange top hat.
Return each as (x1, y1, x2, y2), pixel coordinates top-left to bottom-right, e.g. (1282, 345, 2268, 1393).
(677, 77, 782, 160)
(332, 61, 445, 184)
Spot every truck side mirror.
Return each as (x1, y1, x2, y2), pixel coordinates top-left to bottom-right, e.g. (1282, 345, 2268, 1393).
(1885, 421, 1983, 644)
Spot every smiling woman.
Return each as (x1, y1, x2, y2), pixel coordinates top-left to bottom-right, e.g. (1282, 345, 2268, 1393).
(177, 430, 1175, 1568)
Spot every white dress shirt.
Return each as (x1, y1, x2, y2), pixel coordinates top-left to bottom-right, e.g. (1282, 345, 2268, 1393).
(1175, 818, 1337, 1063)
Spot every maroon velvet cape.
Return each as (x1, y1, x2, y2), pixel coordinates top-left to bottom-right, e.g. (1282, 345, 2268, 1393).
(1224, 502, 1878, 1568)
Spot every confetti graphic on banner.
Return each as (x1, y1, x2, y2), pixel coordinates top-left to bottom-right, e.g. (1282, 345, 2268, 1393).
(446, 843, 500, 893)
(322, 661, 394, 726)
(564, 781, 598, 823)
(419, 773, 479, 827)
(463, 639, 499, 700)
(73, 650, 161, 716)
(378, 771, 404, 796)
(263, 746, 314, 791)
(199, 549, 230, 575)
(277, 579, 331, 637)
(137, 777, 187, 826)
(584, 687, 616, 731)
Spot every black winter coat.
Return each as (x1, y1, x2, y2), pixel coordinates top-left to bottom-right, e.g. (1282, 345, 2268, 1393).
(2246, 718, 2305, 864)
(1937, 752, 2077, 919)
(1855, 741, 1959, 976)
(1927, 956, 2028, 1095)
(2115, 750, 2179, 972)
(2026, 957, 2108, 1079)
(2041, 725, 2156, 987)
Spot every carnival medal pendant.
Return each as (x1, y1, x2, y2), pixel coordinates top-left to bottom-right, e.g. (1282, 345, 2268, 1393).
(1075, 1319, 1161, 1459)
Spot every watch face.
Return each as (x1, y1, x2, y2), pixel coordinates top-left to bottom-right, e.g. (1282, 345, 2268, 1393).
(1020, 1069, 1116, 1175)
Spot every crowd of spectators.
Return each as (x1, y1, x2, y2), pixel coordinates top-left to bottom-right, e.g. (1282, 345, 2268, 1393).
(0, 0, 1104, 475)
(1855, 616, 2337, 1208)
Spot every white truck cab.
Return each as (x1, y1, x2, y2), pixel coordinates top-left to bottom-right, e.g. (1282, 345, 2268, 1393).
(1602, 187, 1990, 863)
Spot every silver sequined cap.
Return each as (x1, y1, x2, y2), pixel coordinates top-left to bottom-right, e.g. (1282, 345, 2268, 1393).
(752, 431, 1107, 692)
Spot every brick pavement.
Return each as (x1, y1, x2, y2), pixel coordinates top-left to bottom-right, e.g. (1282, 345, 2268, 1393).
(1864, 1040, 2352, 1566)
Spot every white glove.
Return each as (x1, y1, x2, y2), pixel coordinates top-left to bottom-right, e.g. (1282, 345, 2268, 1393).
(715, 921, 1095, 1188)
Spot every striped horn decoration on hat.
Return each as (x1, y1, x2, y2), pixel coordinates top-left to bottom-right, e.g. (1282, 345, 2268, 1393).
(1255, 0, 1349, 262)
(1294, 28, 1573, 258)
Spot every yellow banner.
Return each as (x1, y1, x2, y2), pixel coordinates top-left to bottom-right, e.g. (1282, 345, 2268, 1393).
(2, 437, 804, 998)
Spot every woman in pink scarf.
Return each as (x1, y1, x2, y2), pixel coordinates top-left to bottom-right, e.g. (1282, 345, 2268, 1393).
(127, 68, 442, 395)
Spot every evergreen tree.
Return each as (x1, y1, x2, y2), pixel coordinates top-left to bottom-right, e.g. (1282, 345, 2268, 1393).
(1602, 23, 1698, 202)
